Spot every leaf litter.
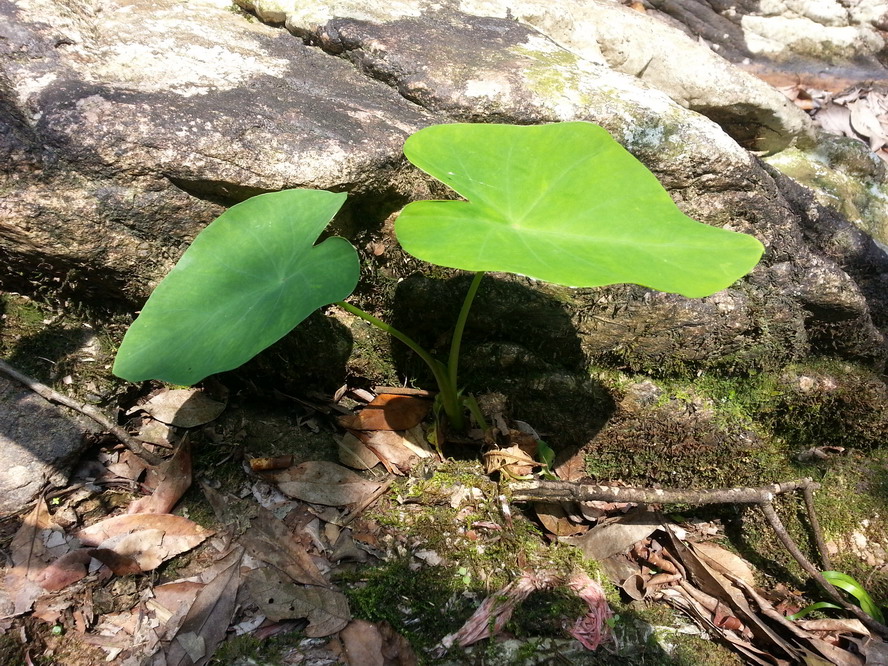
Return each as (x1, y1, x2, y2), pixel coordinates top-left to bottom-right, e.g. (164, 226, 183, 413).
(3, 379, 883, 665)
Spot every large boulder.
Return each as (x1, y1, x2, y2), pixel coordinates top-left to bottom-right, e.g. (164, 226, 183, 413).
(1, 0, 886, 429)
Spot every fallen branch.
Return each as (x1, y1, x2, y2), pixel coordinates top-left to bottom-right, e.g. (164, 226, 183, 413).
(759, 501, 888, 638)
(0, 359, 163, 466)
(509, 476, 888, 639)
(508, 478, 817, 505)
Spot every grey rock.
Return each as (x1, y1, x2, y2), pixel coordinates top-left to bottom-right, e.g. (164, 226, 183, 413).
(0, 0, 436, 300)
(0, 375, 94, 515)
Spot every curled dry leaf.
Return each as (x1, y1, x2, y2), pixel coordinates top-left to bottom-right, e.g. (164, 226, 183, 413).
(357, 430, 420, 475)
(483, 440, 538, 477)
(130, 388, 226, 427)
(534, 502, 588, 537)
(268, 461, 381, 507)
(692, 541, 755, 588)
(128, 441, 192, 515)
(340, 619, 418, 666)
(244, 567, 350, 637)
(338, 393, 431, 431)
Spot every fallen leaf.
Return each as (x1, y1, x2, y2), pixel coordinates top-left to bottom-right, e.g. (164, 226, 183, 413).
(338, 433, 381, 471)
(163, 547, 243, 666)
(535, 503, 588, 537)
(128, 440, 192, 514)
(131, 389, 226, 427)
(242, 506, 329, 587)
(244, 567, 350, 637)
(561, 509, 661, 561)
(357, 430, 420, 475)
(338, 394, 431, 431)
(692, 542, 755, 587)
(340, 619, 418, 666)
(269, 461, 381, 507)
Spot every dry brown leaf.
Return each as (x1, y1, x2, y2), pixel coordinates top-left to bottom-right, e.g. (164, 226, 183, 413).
(338, 433, 381, 471)
(358, 430, 420, 475)
(561, 509, 660, 561)
(797, 618, 869, 635)
(692, 542, 755, 587)
(269, 461, 381, 507)
(128, 441, 192, 515)
(340, 619, 418, 666)
(78, 513, 213, 545)
(2, 499, 65, 616)
(534, 502, 588, 537)
(242, 505, 329, 587)
(338, 394, 431, 431)
(244, 567, 350, 637)
(77, 514, 212, 572)
(132, 388, 226, 427)
(162, 547, 243, 666)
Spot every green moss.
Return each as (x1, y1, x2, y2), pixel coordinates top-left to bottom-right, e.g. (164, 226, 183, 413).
(213, 628, 304, 664)
(765, 141, 888, 245)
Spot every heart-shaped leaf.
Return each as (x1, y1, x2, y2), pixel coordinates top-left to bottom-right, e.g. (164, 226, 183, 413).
(396, 122, 763, 298)
(113, 189, 358, 385)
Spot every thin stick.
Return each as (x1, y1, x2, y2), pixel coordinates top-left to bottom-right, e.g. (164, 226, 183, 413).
(0, 359, 163, 466)
(802, 483, 832, 571)
(508, 478, 817, 505)
(759, 501, 888, 638)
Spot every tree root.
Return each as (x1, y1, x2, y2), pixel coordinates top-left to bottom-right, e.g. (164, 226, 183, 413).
(0, 359, 163, 466)
(510, 476, 888, 639)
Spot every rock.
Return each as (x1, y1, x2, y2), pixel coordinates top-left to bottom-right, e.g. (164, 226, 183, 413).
(0, 375, 95, 515)
(2, 0, 887, 398)
(0, 0, 436, 301)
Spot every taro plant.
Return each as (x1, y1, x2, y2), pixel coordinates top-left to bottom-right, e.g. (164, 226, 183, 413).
(113, 122, 764, 432)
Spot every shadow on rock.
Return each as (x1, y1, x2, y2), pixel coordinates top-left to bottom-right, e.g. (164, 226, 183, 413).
(391, 273, 615, 450)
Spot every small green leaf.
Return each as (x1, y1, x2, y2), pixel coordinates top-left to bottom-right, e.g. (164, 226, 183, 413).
(787, 601, 843, 620)
(822, 571, 886, 623)
(113, 189, 358, 385)
(397, 122, 763, 298)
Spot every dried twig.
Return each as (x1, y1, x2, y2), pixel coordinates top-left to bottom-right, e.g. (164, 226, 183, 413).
(510, 475, 888, 640)
(508, 478, 817, 505)
(759, 501, 888, 638)
(0, 359, 163, 466)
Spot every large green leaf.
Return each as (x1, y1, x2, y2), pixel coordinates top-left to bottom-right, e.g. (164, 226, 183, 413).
(113, 189, 358, 385)
(396, 122, 763, 297)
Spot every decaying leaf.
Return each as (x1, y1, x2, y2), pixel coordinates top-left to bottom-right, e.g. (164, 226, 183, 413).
(340, 619, 418, 666)
(244, 567, 350, 637)
(561, 509, 660, 561)
(162, 547, 243, 666)
(77, 514, 212, 571)
(131, 388, 226, 427)
(338, 394, 431, 431)
(128, 440, 192, 515)
(268, 461, 381, 507)
(534, 503, 588, 537)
